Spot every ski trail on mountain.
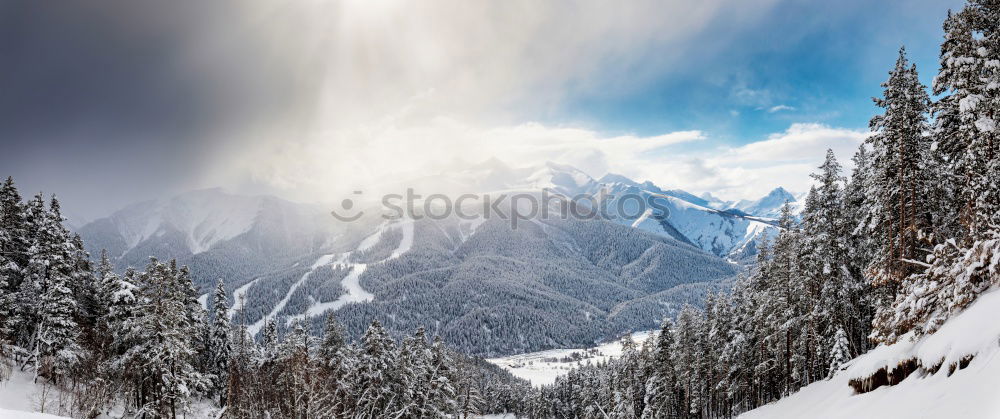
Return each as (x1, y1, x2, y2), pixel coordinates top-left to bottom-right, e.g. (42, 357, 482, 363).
(285, 218, 414, 325)
(248, 253, 335, 335)
(229, 277, 260, 320)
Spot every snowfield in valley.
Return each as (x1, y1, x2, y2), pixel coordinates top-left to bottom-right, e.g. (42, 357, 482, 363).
(488, 331, 656, 386)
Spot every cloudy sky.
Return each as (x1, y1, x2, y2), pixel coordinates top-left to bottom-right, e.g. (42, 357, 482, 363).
(0, 0, 964, 222)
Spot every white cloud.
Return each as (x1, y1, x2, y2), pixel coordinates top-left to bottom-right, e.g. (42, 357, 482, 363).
(233, 115, 866, 205)
(208, 0, 785, 201)
(635, 123, 868, 200)
(768, 104, 796, 113)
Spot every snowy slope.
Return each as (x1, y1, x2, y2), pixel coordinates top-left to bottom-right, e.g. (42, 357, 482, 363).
(488, 331, 655, 386)
(741, 287, 1000, 419)
(585, 179, 776, 260)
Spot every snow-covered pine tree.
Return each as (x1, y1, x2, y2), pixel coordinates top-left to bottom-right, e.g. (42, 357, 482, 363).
(12, 193, 46, 352)
(721, 274, 757, 412)
(208, 278, 232, 404)
(274, 319, 315, 418)
(642, 318, 676, 419)
(122, 258, 204, 417)
(353, 320, 398, 417)
(867, 47, 934, 342)
(30, 196, 82, 382)
(761, 202, 805, 394)
(929, 9, 980, 240)
(225, 317, 265, 418)
(955, 1, 1000, 239)
(391, 332, 420, 417)
(842, 146, 878, 349)
(314, 313, 353, 418)
(98, 262, 140, 393)
(261, 318, 279, 364)
(672, 305, 705, 416)
(803, 150, 870, 359)
(0, 177, 27, 349)
(319, 312, 346, 366)
(827, 327, 850, 379)
(611, 333, 639, 418)
(427, 335, 458, 418)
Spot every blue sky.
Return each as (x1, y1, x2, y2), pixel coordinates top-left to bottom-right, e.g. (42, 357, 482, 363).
(551, 0, 964, 143)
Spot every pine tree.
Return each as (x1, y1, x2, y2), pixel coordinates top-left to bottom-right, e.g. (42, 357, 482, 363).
(208, 279, 232, 405)
(122, 258, 205, 417)
(842, 146, 878, 351)
(354, 320, 397, 417)
(315, 313, 353, 417)
(827, 327, 850, 379)
(426, 335, 458, 418)
(642, 319, 676, 418)
(803, 150, 869, 357)
(867, 48, 933, 342)
(99, 263, 140, 391)
(275, 319, 314, 418)
(261, 318, 280, 364)
(319, 312, 346, 366)
(0, 177, 27, 348)
(30, 196, 82, 381)
(867, 47, 932, 287)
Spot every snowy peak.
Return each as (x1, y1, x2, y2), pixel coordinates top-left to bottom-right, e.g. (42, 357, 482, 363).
(597, 173, 640, 187)
(735, 187, 799, 218)
(159, 188, 263, 253)
(523, 161, 596, 194)
(98, 188, 263, 255)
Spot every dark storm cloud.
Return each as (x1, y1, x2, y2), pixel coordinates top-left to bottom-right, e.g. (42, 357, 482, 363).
(0, 1, 300, 222)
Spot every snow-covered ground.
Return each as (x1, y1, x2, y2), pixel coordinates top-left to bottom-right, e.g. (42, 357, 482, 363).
(741, 287, 1000, 419)
(488, 331, 655, 386)
(0, 368, 64, 417)
(0, 408, 67, 419)
(0, 367, 221, 419)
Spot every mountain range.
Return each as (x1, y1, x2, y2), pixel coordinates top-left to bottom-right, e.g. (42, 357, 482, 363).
(78, 161, 799, 356)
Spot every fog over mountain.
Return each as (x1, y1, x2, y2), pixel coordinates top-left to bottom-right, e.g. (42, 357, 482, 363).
(77, 161, 798, 355)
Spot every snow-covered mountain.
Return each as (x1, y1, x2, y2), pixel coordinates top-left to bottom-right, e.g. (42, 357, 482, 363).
(585, 172, 776, 261)
(732, 186, 801, 219)
(402, 161, 782, 261)
(78, 161, 793, 356)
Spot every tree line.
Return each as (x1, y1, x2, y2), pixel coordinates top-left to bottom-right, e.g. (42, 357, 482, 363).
(530, 1, 1000, 417)
(0, 177, 530, 418)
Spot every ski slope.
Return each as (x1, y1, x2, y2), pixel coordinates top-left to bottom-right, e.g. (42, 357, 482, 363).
(247, 253, 336, 335)
(741, 287, 1000, 419)
(283, 218, 414, 325)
